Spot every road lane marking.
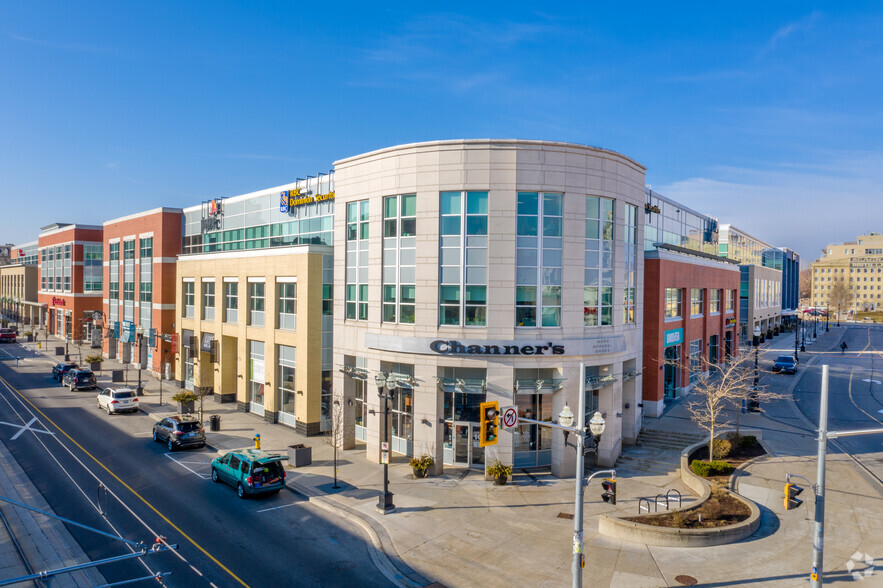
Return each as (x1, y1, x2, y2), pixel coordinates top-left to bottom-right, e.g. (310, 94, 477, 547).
(256, 503, 299, 513)
(0, 373, 250, 587)
(0, 417, 55, 439)
(848, 369, 883, 426)
(164, 454, 212, 479)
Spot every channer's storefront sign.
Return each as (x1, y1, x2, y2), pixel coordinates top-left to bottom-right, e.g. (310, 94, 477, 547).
(364, 334, 627, 357)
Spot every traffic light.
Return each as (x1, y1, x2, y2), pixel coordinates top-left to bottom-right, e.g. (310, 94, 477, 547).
(784, 483, 804, 510)
(479, 401, 499, 447)
(601, 479, 617, 505)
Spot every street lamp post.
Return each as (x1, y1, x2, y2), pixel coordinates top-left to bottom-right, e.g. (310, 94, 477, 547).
(825, 305, 829, 332)
(135, 326, 144, 396)
(750, 326, 761, 411)
(560, 363, 606, 588)
(837, 303, 841, 327)
(794, 316, 799, 361)
(374, 372, 396, 514)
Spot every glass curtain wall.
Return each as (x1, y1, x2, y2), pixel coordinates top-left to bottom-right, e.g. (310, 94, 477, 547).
(584, 196, 614, 326)
(515, 192, 563, 327)
(382, 194, 417, 324)
(439, 191, 488, 326)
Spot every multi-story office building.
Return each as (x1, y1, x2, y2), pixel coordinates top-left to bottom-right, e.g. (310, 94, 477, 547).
(642, 191, 740, 415)
(176, 178, 334, 434)
(811, 232, 883, 314)
(102, 208, 183, 376)
(37, 224, 104, 343)
(718, 224, 783, 340)
(333, 140, 646, 476)
(0, 241, 39, 327)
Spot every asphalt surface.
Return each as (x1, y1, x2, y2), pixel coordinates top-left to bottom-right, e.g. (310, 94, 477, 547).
(790, 325, 883, 482)
(0, 345, 393, 588)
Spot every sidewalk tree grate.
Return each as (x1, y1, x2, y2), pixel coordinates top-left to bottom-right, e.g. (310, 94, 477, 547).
(557, 512, 574, 520)
(675, 575, 698, 585)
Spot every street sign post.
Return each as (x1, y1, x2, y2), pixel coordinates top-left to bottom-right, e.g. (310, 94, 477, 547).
(501, 406, 518, 430)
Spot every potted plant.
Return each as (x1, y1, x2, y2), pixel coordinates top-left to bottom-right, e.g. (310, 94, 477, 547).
(85, 354, 103, 372)
(23, 330, 33, 342)
(487, 459, 512, 486)
(409, 454, 434, 478)
(172, 391, 198, 415)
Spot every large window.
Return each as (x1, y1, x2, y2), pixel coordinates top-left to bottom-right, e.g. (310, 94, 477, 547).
(710, 289, 721, 314)
(83, 244, 103, 292)
(277, 345, 296, 420)
(689, 339, 703, 384)
(277, 281, 296, 330)
(516, 192, 562, 327)
(726, 289, 735, 312)
(248, 280, 265, 326)
(248, 340, 265, 409)
(665, 288, 682, 319)
(439, 191, 488, 326)
(224, 280, 238, 323)
(202, 281, 215, 321)
(623, 203, 638, 324)
(345, 200, 369, 320)
(584, 196, 614, 326)
(691, 288, 704, 317)
(183, 281, 195, 318)
(382, 194, 417, 324)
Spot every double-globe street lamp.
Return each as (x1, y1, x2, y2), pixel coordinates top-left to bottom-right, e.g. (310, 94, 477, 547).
(374, 371, 396, 514)
(557, 364, 608, 588)
(749, 326, 761, 411)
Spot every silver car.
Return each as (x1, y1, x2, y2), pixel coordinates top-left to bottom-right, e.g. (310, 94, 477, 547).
(97, 387, 139, 414)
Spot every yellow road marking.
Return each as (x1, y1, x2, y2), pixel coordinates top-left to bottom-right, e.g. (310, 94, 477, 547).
(0, 374, 250, 588)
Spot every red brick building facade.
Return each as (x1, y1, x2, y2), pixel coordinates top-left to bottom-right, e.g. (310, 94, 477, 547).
(37, 223, 104, 344)
(642, 247, 741, 417)
(102, 208, 182, 377)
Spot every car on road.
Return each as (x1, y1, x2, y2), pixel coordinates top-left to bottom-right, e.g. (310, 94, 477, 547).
(63, 369, 97, 391)
(96, 387, 139, 414)
(152, 415, 206, 451)
(211, 449, 288, 498)
(0, 328, 16, 343)
(52, 362, 78, 381)
(772, 355, 798, 374)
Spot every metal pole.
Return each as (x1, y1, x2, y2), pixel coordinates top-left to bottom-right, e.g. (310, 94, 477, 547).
(794, 318, 799, 361)
(811, 365, 829, 587)
(572, 362, 586, 587)
(825, 306, 829, 332)
(376, 380, 395, 513)
(753, 337, 759, 389)
(136, 333, 143, 395)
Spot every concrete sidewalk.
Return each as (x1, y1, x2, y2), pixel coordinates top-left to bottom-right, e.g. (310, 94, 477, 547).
(10, 330, 883, 587)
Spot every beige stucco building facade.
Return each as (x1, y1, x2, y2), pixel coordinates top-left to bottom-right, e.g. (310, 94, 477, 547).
(333, 140, 646, 478)
(811, 232, 883, 314)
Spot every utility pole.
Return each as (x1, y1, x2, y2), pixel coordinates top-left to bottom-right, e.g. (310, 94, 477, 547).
(571, 363, 586, 587)
(810, 365, 828, 587)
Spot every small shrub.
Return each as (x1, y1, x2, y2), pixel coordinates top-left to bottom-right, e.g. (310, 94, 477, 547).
(670, 511, 688, 528)
(741, 435, 757, 449)
(712, 438, 732, 460)
(724, 431, 743, 446)
(704, 498, 723, 520)
(487, 459, 512, 478)
(691, 459, 734, 477)
(409, 454, 434, 472)
(172, 392, 198, 404)
(85, 354, 104, 364)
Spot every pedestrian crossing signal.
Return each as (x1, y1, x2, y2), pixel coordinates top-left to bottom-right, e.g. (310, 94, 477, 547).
(601, 479, 617, 505)
(479, 401, 499, 447)
(785, 483, 803, 510)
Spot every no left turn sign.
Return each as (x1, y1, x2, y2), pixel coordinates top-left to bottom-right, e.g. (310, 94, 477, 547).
(501, 406, 518, 430)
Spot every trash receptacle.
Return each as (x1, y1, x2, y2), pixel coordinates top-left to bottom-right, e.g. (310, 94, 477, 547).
(209, 415, 221, 431)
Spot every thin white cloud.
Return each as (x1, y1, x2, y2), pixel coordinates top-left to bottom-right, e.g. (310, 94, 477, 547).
(103, 162, 120, 170)
(760, 11, 821, 55)
(656, 151, 883, 263)
(7, 32, 111, 54)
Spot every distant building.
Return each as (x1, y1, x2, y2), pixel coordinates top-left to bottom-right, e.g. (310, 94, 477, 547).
(642, 190, 740, 416)
(0, 241, 39, 327)
(811, 232, 883, 314)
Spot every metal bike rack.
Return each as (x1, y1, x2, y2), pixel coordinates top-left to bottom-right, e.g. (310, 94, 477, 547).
(655, 493, 669, 511)
(637, 498, 653, 514)
(666, 489, 682, 509)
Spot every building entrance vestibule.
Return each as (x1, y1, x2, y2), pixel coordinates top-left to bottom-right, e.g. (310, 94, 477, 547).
(451, 422, 485, 467)
(664, 344, 680, 399)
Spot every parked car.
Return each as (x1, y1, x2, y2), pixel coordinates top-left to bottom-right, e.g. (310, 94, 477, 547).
(152, 415, 206, 451)
(772, 355, 798, 374)
(52, 362, 78, 381)
(211, 449, 288, 498)
(0, 328, 16, 343)
(63, 369, 97, 391)
(96, 387, 139, 414)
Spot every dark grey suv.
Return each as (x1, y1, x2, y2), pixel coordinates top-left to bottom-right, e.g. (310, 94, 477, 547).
(152, 415, 206, 451)
(63, 369, 97, 391)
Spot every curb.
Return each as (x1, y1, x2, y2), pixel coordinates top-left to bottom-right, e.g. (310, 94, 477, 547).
(285, 479, 433, 588)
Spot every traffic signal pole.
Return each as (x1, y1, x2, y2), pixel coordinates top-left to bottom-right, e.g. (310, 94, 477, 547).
(810, 365, 829, 588)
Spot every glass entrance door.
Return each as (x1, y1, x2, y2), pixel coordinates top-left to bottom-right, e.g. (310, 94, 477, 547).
(664, 344, 680, 399)
(452, 423, 485, 467)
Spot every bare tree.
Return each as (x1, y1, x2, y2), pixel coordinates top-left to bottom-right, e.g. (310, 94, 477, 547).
(829, 278, 851, 318)
(681, 351, 784, 460)
(799, 267, 812, 301)
(194, 385, 213, 422)
(326, 399, 344, 489)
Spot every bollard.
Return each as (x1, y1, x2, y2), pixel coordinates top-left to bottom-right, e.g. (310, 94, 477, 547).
(254, 433, 261, 449)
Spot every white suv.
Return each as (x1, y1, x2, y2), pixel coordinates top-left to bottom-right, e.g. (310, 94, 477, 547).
(97, 387, 139, 414)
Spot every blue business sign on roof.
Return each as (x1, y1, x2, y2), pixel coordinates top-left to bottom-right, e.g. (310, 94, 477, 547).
(664, 327, 683, 347)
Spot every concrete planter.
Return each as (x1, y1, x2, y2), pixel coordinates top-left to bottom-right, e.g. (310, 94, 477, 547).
(599, 429, 765, 547)
(177, 401, 195, 415)
(287, 444, 312, 467)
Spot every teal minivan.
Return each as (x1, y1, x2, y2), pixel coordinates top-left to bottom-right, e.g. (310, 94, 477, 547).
(211, 449, 288, 498)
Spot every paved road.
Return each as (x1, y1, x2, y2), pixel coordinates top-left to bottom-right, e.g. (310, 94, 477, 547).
(0, 346, 393, 587)
(791, 325, 883, 483)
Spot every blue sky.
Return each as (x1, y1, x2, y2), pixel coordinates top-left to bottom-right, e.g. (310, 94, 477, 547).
(2, 2, 881, 263)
